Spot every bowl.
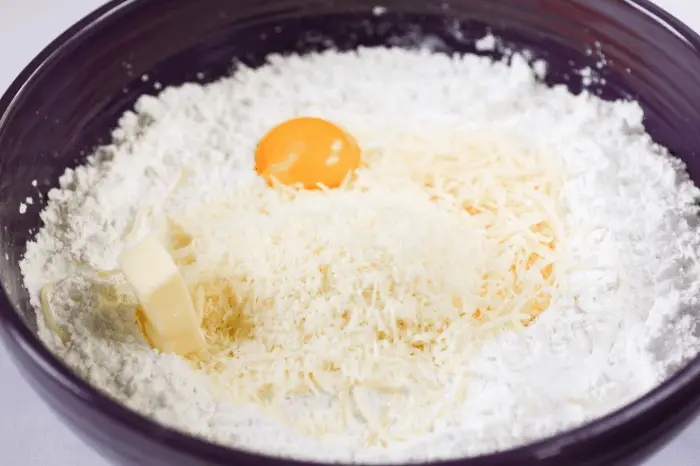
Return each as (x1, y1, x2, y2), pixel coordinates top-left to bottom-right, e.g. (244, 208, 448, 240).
(2, 0, 700, 465)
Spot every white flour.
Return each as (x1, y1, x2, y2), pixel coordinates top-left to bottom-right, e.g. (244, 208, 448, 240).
(19, 48, 700, 462)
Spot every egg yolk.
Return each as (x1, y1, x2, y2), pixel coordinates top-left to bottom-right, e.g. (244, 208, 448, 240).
(255, 117, 361, 189)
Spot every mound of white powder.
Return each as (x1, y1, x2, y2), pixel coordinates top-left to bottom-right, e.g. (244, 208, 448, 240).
(19, 47, 700, 462)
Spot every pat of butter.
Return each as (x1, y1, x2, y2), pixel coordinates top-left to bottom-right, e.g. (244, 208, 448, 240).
(118, 233, 206, 356)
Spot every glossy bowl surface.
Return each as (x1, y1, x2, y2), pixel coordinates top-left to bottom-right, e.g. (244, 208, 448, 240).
(2, 1, 700, 465)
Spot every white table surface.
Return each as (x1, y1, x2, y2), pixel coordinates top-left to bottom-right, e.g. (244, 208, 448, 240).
(1, 0, 700, 464)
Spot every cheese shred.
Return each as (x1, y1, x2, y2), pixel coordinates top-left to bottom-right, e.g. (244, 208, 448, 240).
(158, 128, 566, 442)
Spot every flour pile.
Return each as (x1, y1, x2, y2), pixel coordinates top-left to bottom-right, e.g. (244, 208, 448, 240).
(19, 48, 700, 462)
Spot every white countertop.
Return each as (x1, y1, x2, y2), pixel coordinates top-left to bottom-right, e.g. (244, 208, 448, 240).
(1, 0, 700, 464)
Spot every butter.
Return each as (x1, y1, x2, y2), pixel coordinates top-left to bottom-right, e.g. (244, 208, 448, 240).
(118, 233, 206, 356)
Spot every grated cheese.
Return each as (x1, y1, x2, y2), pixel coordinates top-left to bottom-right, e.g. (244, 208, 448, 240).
(40, 282, 67, 344)
(157, 128, 565, 443)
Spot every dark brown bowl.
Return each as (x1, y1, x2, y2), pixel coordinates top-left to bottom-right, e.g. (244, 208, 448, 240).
(2, 0, 700, 465)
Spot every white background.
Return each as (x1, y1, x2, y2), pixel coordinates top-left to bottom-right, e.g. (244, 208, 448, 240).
(0, 0, 699, 464)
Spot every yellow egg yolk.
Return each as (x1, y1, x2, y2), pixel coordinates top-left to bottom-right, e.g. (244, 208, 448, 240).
(255, 117, 361, 189)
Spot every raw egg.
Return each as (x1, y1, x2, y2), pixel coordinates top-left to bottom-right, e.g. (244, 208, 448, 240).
(255, 117, 361, 189)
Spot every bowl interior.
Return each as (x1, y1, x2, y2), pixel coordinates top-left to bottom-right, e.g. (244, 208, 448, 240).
(2, 0, 700, 465)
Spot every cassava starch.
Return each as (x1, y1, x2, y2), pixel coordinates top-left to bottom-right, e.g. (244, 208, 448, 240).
(20, 47, 700, 462)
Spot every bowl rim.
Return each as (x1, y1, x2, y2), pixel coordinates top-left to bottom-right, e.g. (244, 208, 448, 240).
(2, 0, 700, 464)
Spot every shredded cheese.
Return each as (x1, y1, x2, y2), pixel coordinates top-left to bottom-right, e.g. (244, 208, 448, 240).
(160, 128, 565, 443)
(40, 282, 67, 344)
